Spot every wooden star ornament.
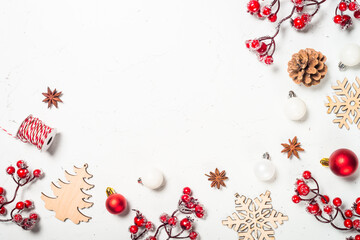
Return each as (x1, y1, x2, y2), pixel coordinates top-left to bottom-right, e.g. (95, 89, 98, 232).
(42, 87, 63, 108)
(205, 168, 228, 189)
(281, 136, 304, 159)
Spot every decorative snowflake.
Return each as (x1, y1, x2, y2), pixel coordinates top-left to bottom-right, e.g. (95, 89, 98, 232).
(326, 77, 360, 130)
(222, 191, 288, 240)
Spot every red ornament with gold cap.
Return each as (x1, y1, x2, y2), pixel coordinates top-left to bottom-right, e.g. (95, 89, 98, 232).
(105, 187, 127, 214)
(320, 148, 359, 177)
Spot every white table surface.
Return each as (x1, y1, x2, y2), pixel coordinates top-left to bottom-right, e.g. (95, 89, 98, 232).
(0, 0, 360, 239)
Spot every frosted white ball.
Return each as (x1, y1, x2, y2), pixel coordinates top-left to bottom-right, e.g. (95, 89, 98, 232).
(284, 97, 307, 121)
(141, 169, 164, 190)
(340, 43, 360, 67)
(254, 160, 276, 181)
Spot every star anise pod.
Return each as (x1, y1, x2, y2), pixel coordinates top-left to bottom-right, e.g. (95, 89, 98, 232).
(42, 87, 63, 108)
(205, 168, 228, 189)
(281, 136, 304, 159)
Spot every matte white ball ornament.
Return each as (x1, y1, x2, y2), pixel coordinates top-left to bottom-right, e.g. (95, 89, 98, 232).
(254, 153, 276, 181)
(284, 91, 307, 121)
(339, 43, 360, 70)
(138, 168, 164, 190)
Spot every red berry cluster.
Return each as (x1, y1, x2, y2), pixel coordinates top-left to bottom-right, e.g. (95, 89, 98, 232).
(0, 160, 43, 230)
(334, 0, 360, 29)
(292, 171, 360, 240)
(129, 187, 204, 240)
(246, 0, 326, 64)
(247, 0, 280, 22)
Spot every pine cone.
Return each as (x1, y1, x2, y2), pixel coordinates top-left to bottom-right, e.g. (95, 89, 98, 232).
(287, 48, 327, 87)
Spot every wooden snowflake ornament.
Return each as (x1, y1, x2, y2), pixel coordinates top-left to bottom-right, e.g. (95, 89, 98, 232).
(222, 191, 288, 240)
(41, 164, 94, 224)
(326, 77, 360, 130)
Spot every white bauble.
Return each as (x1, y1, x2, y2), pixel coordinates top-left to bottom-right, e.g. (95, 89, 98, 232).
(141, 169, 164, 190)
(254, 160, 276, 181)
(284, 97, 307, 121)
(340, 43, 360, 67)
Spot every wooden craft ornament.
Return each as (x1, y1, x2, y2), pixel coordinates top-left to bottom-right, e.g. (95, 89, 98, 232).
(41, 164, 94, 224)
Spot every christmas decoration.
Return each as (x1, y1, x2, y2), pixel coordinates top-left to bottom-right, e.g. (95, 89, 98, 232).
(333, 0, 360, 30)
(325, 77, 360, 130)
(320, 148, 358, 177)
(292, 170, 360, 240)
(254, 153, 276, 182)
(245, 0, 327, 64)
(0, 160, 42, 230)
(339, 43, 360, 70)
(284, 91, 307, 121)
(138, 168, 164, 190)
(287, 48, 327, 87)
(205, 168, 228, 189)
(223, 191, 288, 240)
(41, 164, 94, 224)
(42, 87, 63, 108)
(105, 187, 127, 214)
(129, 187, 204, 240)
(281, 136, 304, 159)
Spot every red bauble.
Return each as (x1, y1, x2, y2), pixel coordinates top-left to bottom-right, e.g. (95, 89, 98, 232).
(329, 149, 358, 177)
(105, 187, 127, 214)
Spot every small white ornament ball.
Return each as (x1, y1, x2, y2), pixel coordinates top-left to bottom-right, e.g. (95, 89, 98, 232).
(284, 97, 307, 121)
(141, 169, 164, 190)
(254, 160, 276, 181)
(340, 43, 360, 67)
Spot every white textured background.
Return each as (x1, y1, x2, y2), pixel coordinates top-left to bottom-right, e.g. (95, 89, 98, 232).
(0, 0, 360, 239)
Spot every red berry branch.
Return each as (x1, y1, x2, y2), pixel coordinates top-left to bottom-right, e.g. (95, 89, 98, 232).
(333, 0, 360, 29)
(245, 0, 327, 64)
(292, 170, 360, 240)
(0, 160, 43, 230)
(129, 187, 204, 240)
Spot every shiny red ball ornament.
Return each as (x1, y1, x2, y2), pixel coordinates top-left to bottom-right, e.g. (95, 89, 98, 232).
(105, 187, 127, 214)
(327, 149, 358, 177)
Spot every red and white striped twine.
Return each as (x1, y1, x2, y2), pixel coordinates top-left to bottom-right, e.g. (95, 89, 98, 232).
(0, 115, 54, 150)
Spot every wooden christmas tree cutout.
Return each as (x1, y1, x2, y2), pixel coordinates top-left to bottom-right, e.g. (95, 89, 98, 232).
(41, 164, 94, 224)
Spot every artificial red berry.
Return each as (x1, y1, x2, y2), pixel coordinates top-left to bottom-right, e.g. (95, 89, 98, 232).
(186, 202, 196, 209)
(250, 40, 260, 50)
(356, 235, 360, 240)
(339, 2, 348, 11)
(321, 195, 330, 204)
(302, 171, 311, 179)
(129, 225, 139, 234)
(292, 195, 301, 203)
(268, 14, 277, 22)
(353, 220, 360, 230)
(180, 218, 192, 230)
(296, 179, 305, 186)
(147, 237, 156, 240)
(323, 205, 333, 215)
(196, 212, 204, 218)
(189, 231, 198, 240)
(344, 219, 353, 228)
(145, 221, 154, 230)
(21, 218, 35, 230)
(0, 196, 5, 204)
(160, 213, 169, 223)
(301, 14, 311, 24)
(247, 0, 260, 13)
(307, 202, 320, 215)
(296, 6, 304, 12)
(333, 197, 342, 207)
(341, 15, 352, 29)
(13, 214, 23, 223)
(257, 12, 264, 19)
(24, 200, 33, 209)
(262, 6, 271, 16)
(356, 203, 360, 215)
(195, 205, 204, 214)
(245, 40, 252, 49)
(264, 56, 274, 65)
(16, 201, 25, 210)
(257, 42, 268, 55)
(0, 187, 4, 195)
(16, 160, 27, 168)
(183, 187, 192, 195)
(356, 197, 360, 204)
(334, 15, 343, 24)
(354, 10, 360, 18)
(292, 0, 303, 5)
(17, 168, 29, 179)
(345, 209, 353, 218)
(168, 217, 178, 226)
(134, 216, 146, 227)
(181, 194, 191, 203)
(33, 169, 42, 178)
(6, 166, 15, 175)
(349, 2, 358, 11)
(0, 207, 6, 215)
(297, 184, 310, 196)
(29, 213, 39, 221)
(293, 17, 306, 30)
